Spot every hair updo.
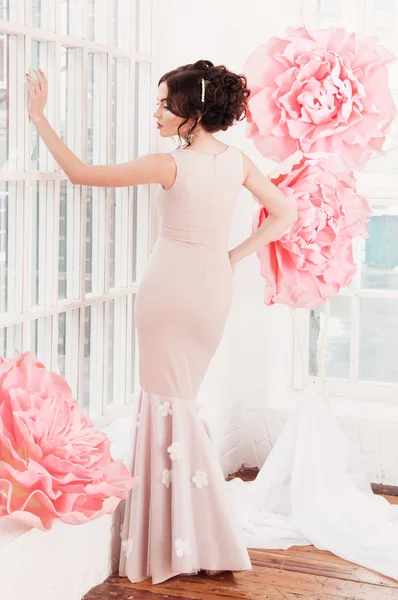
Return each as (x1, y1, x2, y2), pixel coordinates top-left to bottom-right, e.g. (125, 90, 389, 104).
(158, 59, 251, 147)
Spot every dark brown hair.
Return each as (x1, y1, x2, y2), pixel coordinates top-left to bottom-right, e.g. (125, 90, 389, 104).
(158, 59, 251, 147)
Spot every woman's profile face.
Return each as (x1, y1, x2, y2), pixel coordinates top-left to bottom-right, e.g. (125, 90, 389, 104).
(153, 81, 194, 139)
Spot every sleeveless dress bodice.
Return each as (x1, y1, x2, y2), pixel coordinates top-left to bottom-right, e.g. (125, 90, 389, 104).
(155, 145, 244, 250)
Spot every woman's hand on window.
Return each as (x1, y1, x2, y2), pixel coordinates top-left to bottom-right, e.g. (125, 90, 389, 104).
(25, 69, 48, 121)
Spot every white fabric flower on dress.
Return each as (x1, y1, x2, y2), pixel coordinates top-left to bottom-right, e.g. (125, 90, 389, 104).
(167, 441, 183, 461)
(175, 537, 192, 557)
(157, 401, 173, 417)
(191, 469, 209, 488)
(121, 538, 134, 557)
(161, 468, 172, 488)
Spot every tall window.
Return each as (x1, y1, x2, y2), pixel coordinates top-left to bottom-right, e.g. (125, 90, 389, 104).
(0, 0, 153, 420)
(294, 0, 398, 401)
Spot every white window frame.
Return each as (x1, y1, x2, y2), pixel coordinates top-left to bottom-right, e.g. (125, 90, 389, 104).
(0, 0, 157, 428)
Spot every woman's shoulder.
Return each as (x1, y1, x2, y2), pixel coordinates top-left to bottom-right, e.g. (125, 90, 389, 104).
(170, 144, 250, 183)
(152, 144, 249, 188)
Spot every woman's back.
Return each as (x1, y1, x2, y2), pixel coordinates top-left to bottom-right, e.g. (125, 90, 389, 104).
(155, 145, 244, 250)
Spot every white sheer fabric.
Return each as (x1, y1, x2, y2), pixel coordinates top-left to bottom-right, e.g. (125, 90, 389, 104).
(226, 391, 398, 580)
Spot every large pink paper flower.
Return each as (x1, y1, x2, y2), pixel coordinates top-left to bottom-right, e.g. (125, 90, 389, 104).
(0, 351, 136, 531)
(244, 26, 397, 169)
(253, 151, 373, 308)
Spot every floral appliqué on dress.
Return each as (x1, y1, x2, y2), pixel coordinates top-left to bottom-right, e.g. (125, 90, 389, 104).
(157, 401, 173, 417)
(175, 537, 192, 557)
(191, 469, 208, 488)
(121, 538, 134, 558)
(161, 468, 172, 488)
(167, 441, 183, 461)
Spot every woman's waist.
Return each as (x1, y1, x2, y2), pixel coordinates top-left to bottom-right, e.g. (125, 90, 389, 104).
(157, 234, 228, 251)
(158, 224, 229, 248)
(152, 237, 230, 262)
(145, 238, 233, 283)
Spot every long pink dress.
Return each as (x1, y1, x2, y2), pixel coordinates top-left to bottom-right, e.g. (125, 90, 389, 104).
(118, 144, 252, 584)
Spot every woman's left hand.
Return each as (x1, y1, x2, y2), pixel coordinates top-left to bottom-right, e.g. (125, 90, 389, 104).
(25, 69, 48, 120)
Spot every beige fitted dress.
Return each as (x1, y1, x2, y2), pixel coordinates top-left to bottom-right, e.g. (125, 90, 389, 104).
(118, 144, 252, 584)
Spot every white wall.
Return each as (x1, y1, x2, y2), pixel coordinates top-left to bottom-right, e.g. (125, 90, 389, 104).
(3, 1, 398, 599)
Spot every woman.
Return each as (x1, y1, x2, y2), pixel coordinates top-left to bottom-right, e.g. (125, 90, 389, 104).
(26, 59, 297, 584)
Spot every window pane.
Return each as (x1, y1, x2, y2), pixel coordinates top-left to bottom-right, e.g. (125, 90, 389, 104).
(59, 181, 82, 301)
(134, 59, 151, 280)
(361, 205, 398, 291)
(110, 187, 129, 288)
(1, 0, 24, 22)
(0, 34, 24, 172)
(0, 0, 7, 19)
(112, 0, 134, 48)
(111, 57, 131, 163)
(31, 40, 56, 171)
(88, 0, 108, 44)
(30, 181, 56, 307)
(131, 294, 136, 397)
(61, 46, 83, 159)
(31, 0, 56, 31)
(359, 297, 398, 384)
(86, 52, 108, 295)
(316, 0, 343, 26)
(136, 0, 152, 54)
(309, 296, 351, 380)
(30, 315, 52, 366)
(58, 308, 79, 396)
(85, 187, 106, 294)
(83, 302, 105, 414)
(0, 324, 23, 356)
(60, 0, 83, 37)
(108, 296, 127, 407)
(108, 299, 114, 403)
(109, 56, 131, 288)
(135, 61, 151, 157)
(131, 187, 138, 282)
(366, 0, 397, 37)
(134, 186, 149, 282)
(88, 52, 107, 165)
(0, 181, 24, 315)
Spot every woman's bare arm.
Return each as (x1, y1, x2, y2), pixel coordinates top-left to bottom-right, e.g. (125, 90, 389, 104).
(26, 69, 171, 188)
(229, 152, 298, 266)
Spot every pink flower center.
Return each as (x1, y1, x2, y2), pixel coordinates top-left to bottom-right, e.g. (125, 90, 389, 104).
(276, 51, 365, 126)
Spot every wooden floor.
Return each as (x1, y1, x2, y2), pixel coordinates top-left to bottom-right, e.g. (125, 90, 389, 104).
(83, 469, 398, 600)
